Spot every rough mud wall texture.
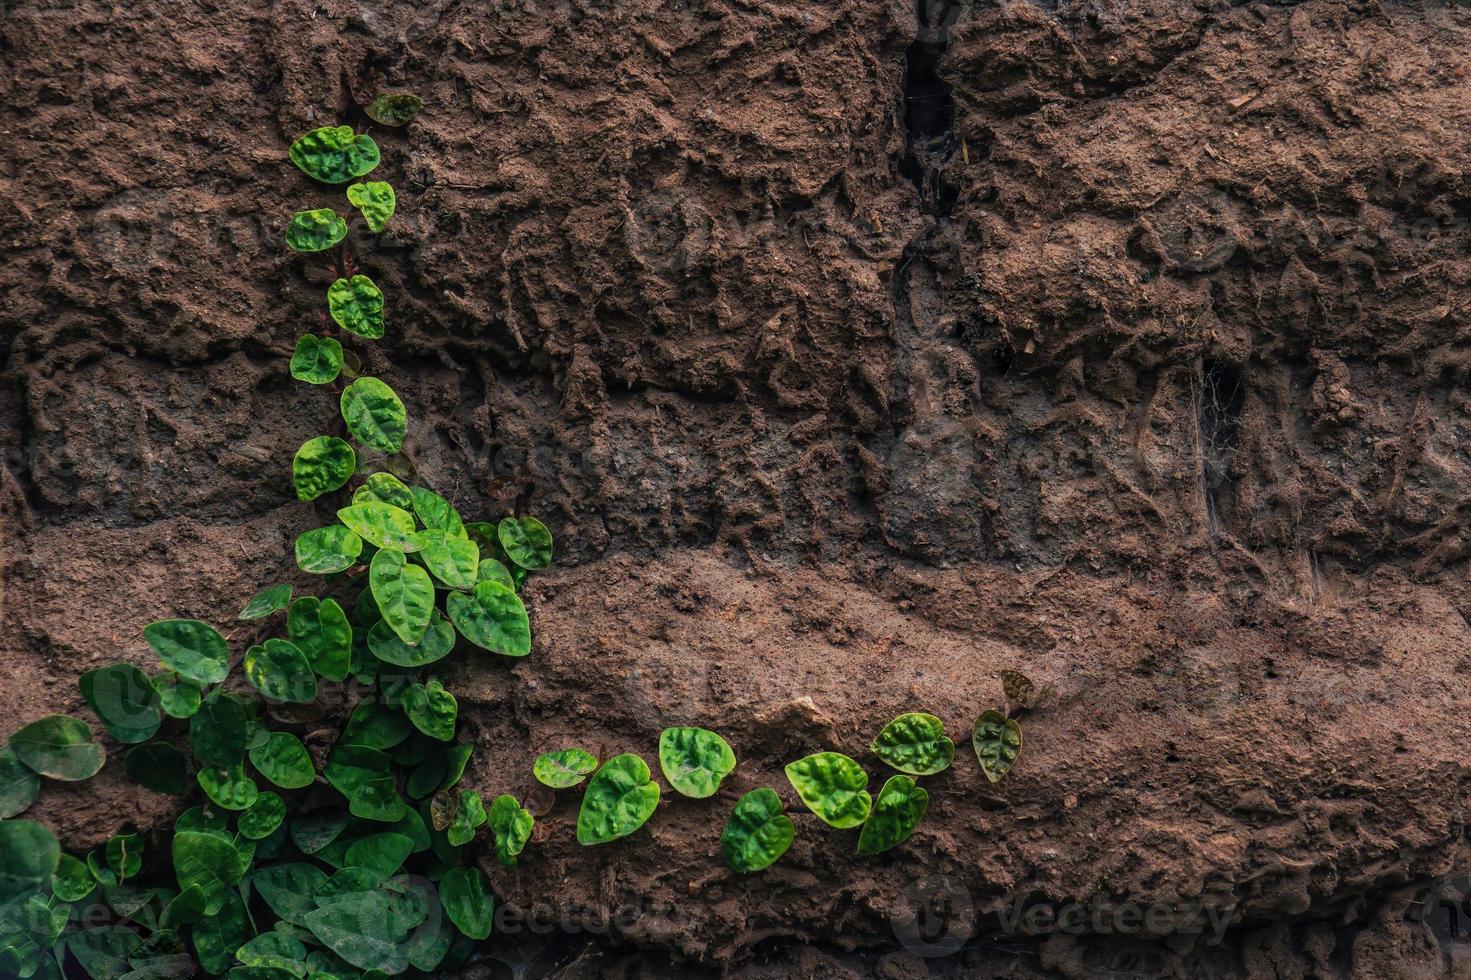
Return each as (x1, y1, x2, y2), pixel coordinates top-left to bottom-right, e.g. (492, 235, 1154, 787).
(4, 0, 1471, 975)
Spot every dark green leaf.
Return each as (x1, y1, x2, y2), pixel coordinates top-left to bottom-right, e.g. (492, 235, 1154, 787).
(290, 812, 349, 855)
(105, 833, 143, 880)
(68, 926, 140, 980)
(290, 333, 343, 385)
(171, 830, 244, 916)
(287, 597, 352, 682)
(125, 742, 189, 795)
(0, 820, 59, 906)
(720, 788, 794, 872)
(244, 638, 317, 704)
(410, 487, 465, 538)
(341, 377, 406, 454)
(252, 863, 328, 926)
(367, 613, 455, 669)
(350, 776, 409, 823)
(476, 558, 515, 590)
(289, 126, 380, 184)
(439, 867, 493, 940)
(857, 774, 929, 855)
(498, 516, 553, 570)
(364, 93, 423, 127)
(0, 747, 40, 818)
(342, 698, 412, 750)
(239, 791, 287, 839)
(189, 695, 248, 768)
(249, 731, 315, 789)
(238, 583, 293, 620)
(973, 709, 1023, 783)
(445, 580, 531, 656)
(576, 754, 660, 845)
(328, 275, 385, 340)
(295, 525, 364, 575)
(143, 619, 229, 686)
(302, 890, 409, 974)
(446, 790, 486, 847)
(9, 715, 105, 781)
(344, 832, 414, 882)
(658, 726, 736, 799)
(80, 663, 161, 743)
(324, 744, 392, 799)
(784, 752, 871, 829)
(284, 208, 348, 251)
(439, 743, 474, 794)
(197, 764, 259, 811)
(152, 672, 202, 719)
(191, 891, 250, 974)
(52, 853, 95, 901)
(293, 436, 357, 501)
(402, 680, 456, 742)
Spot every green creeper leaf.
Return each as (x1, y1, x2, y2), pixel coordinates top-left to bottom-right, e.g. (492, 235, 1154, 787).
(325, 745, 392, 799)
(337, 501, 419, 552)
(418, 530, 478, 589)
(152, 672, 202, 719)
(532, 748, 598, 789)
(191, 891, 249, 974)
(244, 638, 318, 703)
(9, 715, 105, 781)
(658, 726, 736, 799)
(79, 663, 161, 743)
(125, 742, 189, 794)
(252, 863, 327, 926)
(344, 832, 413, 881)
(370, 549, 434, 645)
(295, 524, 364, 574)
(189, 694, 248, 768)
(105, 832, 142, 880)
(0, 820, 59, 906)
(498, 516, 553, 570)
(439, 743, 474, 794)
(285, 208, 348, 252)
(250, 731, 315, 790)
(476, 558, 515, 590)
(857, 774, 929, 855)
(341, 377, 405, 453)
(342, 698, 412, 750)
(364, 92, 423, 127)
(293, 436, 357, 502)
(160, 883, 207, 928)
(290, 333, 343, 385)
(440, 866, 494, 940)
(488, 795, 533, 867)
(289, 125, 380, 183)
(302, 890, 409, 973)
(576, 754, 660, 845)
(197, 764, 259, 811)
(67, 926, 139, 980)
(238, 583, 293, 621)
(288, 597, 352, 682)
(0, 747, 40, 818)
(52, 853, 95, 902)
(403, 680, 457, 742)
(350, 776, 409, 822)
(171, 830, 244, 916)
(871, 712, 955, 777)
(784, 752, 872, 829)
(446, 790, 486, 846)
(721, 787, 795, 873)
(347, 181, 396, 233)
(290, 812, 349, 855)
(973, 709, 1022, 783)
(328, 275, 386, 340)
(445, 580, 531, 656)
(354, 472, 413, 509)
(410, 487, 465, 538)
(236, 931, 306, 972)
(367, 612, 455, 668)
(239, 791, 287, 839)
(143, 619, 229, 685)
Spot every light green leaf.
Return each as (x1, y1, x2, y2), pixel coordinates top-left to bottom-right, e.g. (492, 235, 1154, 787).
(79, 663, 161, 743)
(337, 502, 419, 552)
(658, 726, 736, 799)
(189, 694, 248, 768)
(446, 790, 486, 846)
(9, 715, 105, 781)
(532, 748, 598, 789)
(328, 275, 385, 340)
(244, 638, 318, 703)
(973, 709, 1022, 783)
(364, 93, 423, 127)
(125, 742, 189, 794)
(576, 754, 660, 845)
(171, 830, 244, 916)
(410, 487, 465, 538)
(285, 208, 347, 252)
(152, 672, 202, 719)
(0, 747, 39, 818)
(0, 819, 59, 906)
(354, 472, 414, 509)
(288, 597, 352, 682)
(295, 524, 364, 574)
(239, 583, 293, 620)
(289, 125, 380, 184)
(370, 549, 434, 645)
(341, 377, 406, 453)
(293, 436, 357, 501)
(52, 853, 95, 902)
(720, 788, 795, 873)
(857, 774, 929, 855)
(143, 619, 229, 685)
(418, 530, 478, 589)
(197, 764, 259, 811)
(347, 181, 395, 233)
(488, 795, 533, 867)
(239, 791, 287, 839)
(439, 867, 493, 940)
(402, 680, 456, 742)
(476, 558, 515, 590)
(498, 516, 553, 570)
(290, 333, 343, 385)
(784, 752, 871, 829)
(871, 712, 955, 776)
(250, 732, 316, 790)
(445, 580, 531, 656)
(367, 612, 454, 668)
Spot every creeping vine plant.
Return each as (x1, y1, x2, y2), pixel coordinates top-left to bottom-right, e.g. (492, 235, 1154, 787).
(0, 87, 1044, 979)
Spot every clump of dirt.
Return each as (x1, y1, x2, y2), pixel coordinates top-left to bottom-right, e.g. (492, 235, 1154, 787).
(5, 0, 1471, 975)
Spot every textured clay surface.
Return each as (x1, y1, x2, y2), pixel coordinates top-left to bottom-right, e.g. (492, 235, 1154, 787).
(5, 0, 1471, 976)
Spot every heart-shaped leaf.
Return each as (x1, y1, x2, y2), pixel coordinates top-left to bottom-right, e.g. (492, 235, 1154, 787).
(532, 748, 597, 789)
(367, 612, 455, 668)
(302, 890, 409, 973)
(249, 731, 316, 790)
(79, 663, 161, 743)
(197, 764, 259, 811)
(354, 472, 414, 509)
(720, 787, 795, 873)
(238, 791, 286, 839)
(972, 709, 1022, 783)
(498, 516, 553, 570)
(342, 697, 412, 749)
(190, 892, 249, 974)
(410, 487, 465, 538)
(285, 208, 348, 251)
(370, 549, 435, 645)
(439, 867, 493, 940)
(347, 181, 396, 233)
(295, 524, 364, 574)
(51, 853, 95, 902)
(324, 745, 392, 799)
(418, 530, 478, 589)
(104, 833, 143, 880)
(171, 830, 244, 916)
(0, 820, 59, 906)
(0, 747, 40, 817)
(446, 790, 487, 846)
(244, 638, 318, 703)
(252, 863, 327, 926)
(784, 752, 871, 829)
(488, 794, 533, 867)
(288, 597, 352, 682)
(658, 726, 736, 799)
(576, 754, 660, 845)
(289, 125, 380, 183)
(125, 742, 189, 795)
(857, 774, 928, 855)
(290, 333, 343, 384)
(364, 93, 423, 127)
(476, 558, 516, 590)
(188, 694, 248, 768)
(152, 672, 202, 719)
(290, 812, 349, 856)
(294, 436, 357, 501)
(341, 377, 406, 453)
(445, 580, 531, 656)
(871, 712, 955, 776)
(239, 583, 293, 620)
(143, 619, 229, 685)
(9, 715, 106, 782)
(328, 275, 386, 340)
(403, 680, 456, 742)
(344, 832, 414, 881)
